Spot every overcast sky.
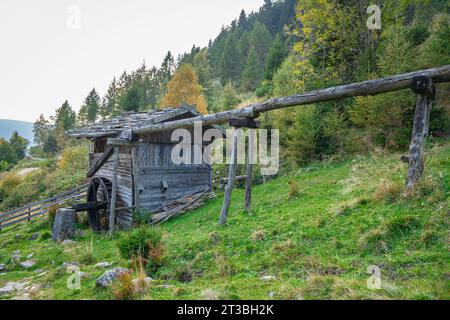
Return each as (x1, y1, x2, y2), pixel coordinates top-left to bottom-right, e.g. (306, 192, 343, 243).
(0, 0, 264, 122)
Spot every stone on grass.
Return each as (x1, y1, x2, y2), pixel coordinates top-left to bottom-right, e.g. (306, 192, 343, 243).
(27, 253, 34, 259)
(0, 285, 15, 296)
(260, 275, 276, 281)
(94, 262, 111, 268)
(0, 263, 6, 272)
(20, 260, 36, 269)
(61, 239, 75, 246)
(29, 233, 40, 241)
(52, 208, 75, 242)
(96, 268, 129, 287)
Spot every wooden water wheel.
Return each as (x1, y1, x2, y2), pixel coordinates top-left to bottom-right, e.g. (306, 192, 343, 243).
(86, 177, 112, 232)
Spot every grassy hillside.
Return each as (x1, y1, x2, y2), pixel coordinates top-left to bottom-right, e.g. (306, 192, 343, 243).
(0, 119, 34, 144)
(0, 141, 448, 300)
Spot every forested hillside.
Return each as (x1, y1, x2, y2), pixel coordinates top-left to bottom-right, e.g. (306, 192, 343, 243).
(31, 0, 449, 168)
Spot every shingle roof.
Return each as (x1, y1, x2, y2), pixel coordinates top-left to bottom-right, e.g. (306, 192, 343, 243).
(68, 104, 199, 139)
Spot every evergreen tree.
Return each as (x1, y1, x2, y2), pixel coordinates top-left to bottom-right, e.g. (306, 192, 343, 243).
(54, 100, 76, 131)
(0, 139, 18, 166)
(249, 21, 273, 65)
(222, 82, 241, 111)
(238, 9, 247, 29)
(242, 47, 264, 91)
(79, 88, 101, 125)
(120, 83, 143, 112)
(220, 35, 242, 83)
(101, 78, 119, 118)
(43, 133, 58, 154)
(265, 34, 287, 80)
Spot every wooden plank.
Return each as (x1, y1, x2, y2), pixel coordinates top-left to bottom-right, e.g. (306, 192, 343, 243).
(244, 129, 256, 213)
(406, 93, 430, 189)
(131, 146, 140, 212)
(229, 117, 261, 128)
(132, 65, 450, 135)
(109, 147, 119, 235)
(87, 145, 115, 178)
(219, 129, 240, 226)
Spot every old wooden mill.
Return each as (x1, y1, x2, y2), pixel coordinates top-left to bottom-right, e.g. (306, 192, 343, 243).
(2, 65, 446, 234)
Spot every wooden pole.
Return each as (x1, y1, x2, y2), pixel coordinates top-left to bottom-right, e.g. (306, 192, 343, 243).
(129, 65, 450, 136)
(244, 129, 256, 213)
(109, 147, 119, 235)
(423, 99, 432, 138)
(219, 129, 240, 226)
(131, 146, 140, 212)
(406, 94, 429, 189)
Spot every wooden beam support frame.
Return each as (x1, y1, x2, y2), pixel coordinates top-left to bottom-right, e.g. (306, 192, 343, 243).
(131, 146, 140, 212)
(109, 146, 119, 235)
(219, 128, 241, 226)
(406, 76, 436, 189)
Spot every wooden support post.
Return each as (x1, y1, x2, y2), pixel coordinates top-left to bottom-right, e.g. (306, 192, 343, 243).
(131, 146, 140, 212)
(27, 206, 31, 223)
(109, 147, 119, 235)
(219, 128, 240, 226)
(244, 129, 256, 213)
(423, 99, 432, 138)
(406, 76, 435, 189)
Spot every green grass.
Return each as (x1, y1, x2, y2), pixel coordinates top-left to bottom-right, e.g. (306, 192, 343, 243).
(0, 141, 449, 300)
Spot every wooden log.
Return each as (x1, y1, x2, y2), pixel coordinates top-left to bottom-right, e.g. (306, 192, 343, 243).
(131, 146, 140, 212)
(109, 147, 119, 235)
(406, 94, 430, 189)
(87, 145, 114, 178)
(229, 117, 261, 128)
(423, 99, 432, 138)
(219, 129, 240, 226)
(411, 76, 436, 99)
(131, 65, 450, 135)
(244, 129, 256, 213)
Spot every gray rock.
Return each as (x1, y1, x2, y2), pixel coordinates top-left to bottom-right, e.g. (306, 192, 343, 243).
(34, 269, 44, 274)
(29, 233, 40, 241)
(94, 262, 111, 268)
(52, 208, 75, 242)
(0, 263, 6, 272)
(61, 239, 75, 246)
(260, 275, 276, 281)
(0, 285, 15, 296)
(20, 260, 36, 269)
(26, 253, 34, 259)
(96, 268, 129, 287)
(11, 250, 21, 262)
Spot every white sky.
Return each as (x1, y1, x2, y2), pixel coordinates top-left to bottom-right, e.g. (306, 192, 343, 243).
(0, 0, 264, 122)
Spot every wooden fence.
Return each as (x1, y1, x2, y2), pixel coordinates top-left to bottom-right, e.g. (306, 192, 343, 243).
(0, 183, 88, 231)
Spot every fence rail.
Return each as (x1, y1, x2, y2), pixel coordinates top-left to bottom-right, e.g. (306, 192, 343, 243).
(0, 183, 89, 231)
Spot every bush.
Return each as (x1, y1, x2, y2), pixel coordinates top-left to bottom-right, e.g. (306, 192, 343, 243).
(288, 180, 299, 200)
(117, 225, 164, 273)
(111, 273, 135, 300)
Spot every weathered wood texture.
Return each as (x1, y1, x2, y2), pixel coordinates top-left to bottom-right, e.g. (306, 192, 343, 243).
(89, 152, 133, 229)
(136, 140, 212, 213)
(219, 129, 240, 226)
(131, 65, 450, 135)
(406, 94, 430, 189)
(109, 147, 119, 235)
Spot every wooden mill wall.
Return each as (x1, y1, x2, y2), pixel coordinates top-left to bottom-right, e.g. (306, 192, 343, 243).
(89, 153, 133, 228)
(136, 131, 212, 213)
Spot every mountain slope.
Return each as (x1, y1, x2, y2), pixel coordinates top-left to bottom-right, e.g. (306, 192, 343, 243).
(0, 141, 448, 300)
(0, 119, 34, 144)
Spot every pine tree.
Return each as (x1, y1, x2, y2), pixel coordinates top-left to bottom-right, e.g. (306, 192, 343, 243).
(120, 83, 143, 112)
(101, 78, 119, 118)
(222, 81, 241, 111)
(161, 64, 208, 114)
(220, 35, 242, 83)
(54, 100, 76, 131)
(249, 21, 273, 65)
(78, 88, 101, 125)
(9, 131, 29, 160)
(265, 34, 287, 80)
(242, 47, 264, 91)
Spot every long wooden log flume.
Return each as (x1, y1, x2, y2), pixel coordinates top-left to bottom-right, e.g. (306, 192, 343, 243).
(130, 65, 450, 135)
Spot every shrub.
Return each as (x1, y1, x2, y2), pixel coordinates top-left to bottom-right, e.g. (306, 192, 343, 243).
(111, 273, 135, 300)
(251, 230, 266, 242)
(117, 225, 164, 273)
(288, 180, 299, 200)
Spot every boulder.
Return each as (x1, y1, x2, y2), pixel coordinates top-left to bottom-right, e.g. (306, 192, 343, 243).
(61, 239, 75, 246)
(52, 208, 75, 242)
(96, 268, 129, 287)
(260, 275, 276, 281)
(0, 263, 6, 272)
(29, 233, 40, 241)
(94, 262, 111, 268)
(0, 285, 15, 296)
(20, 260, 36, 269)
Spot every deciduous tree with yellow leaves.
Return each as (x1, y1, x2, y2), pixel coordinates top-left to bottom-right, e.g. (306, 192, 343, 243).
(161, 64, 208, 114)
